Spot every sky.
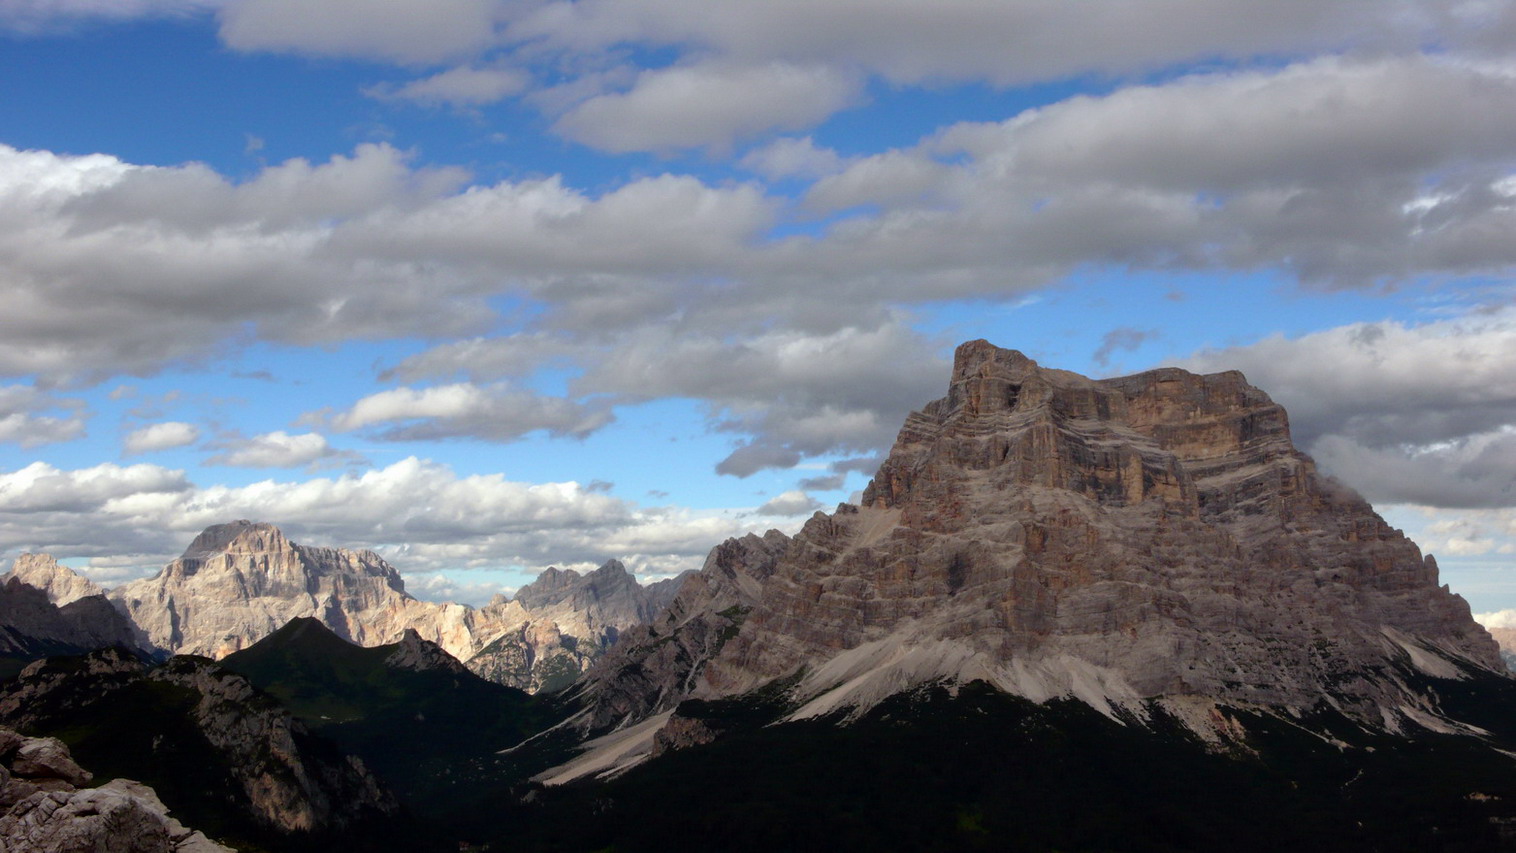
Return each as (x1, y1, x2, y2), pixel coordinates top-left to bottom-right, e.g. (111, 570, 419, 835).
(1, 1, 1515, 615)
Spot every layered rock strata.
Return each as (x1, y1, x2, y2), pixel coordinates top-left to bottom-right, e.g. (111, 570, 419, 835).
(695, 341, 1500, 724)
(568, 339, 1497, 748)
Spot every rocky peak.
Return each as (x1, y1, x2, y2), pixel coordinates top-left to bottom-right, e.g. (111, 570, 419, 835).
(3, 555, 104, 607)
(513, 566, 582, 609)
(694, 339, 1500, 725)
(179, 519, 292, 563)
(385, 629, 470, 675)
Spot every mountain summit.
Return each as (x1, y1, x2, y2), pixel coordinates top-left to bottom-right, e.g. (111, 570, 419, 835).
(704, 339, 1499, 721)
(570, 340, 1500, 778)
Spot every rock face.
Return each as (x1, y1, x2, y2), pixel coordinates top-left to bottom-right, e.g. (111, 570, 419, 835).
(92, 520, 682, 691)
(575, 531, 790, 730)
(109, 521, 416, 659)
(0, 725, 233, 853)
(619, 341, 1500, 735)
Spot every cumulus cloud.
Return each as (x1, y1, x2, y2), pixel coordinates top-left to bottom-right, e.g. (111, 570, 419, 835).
(8, 52, 1516, 483)
(798, 56, 1516, 289)
(1182, 309, 1516, 509)
(1475, 609, 1516, 629)
(507, 0, 1457, 88)
(324, 383, 613, 443)
(552, 62, 860, 154)
(0, 142, 769, 383)
(217, 0, 498, 64)
(365, 65, 530, 107)
(740, 136, 849, 180)
(756, 489, 821, 516)
(0, 457, 806, 584)
(123, 421, 200, 454)
(0, 386, 87, 448)
(204, 430, 362, 469)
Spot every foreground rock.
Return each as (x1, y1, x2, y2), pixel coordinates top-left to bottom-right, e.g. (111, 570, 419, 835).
(0, 725, 232, 852)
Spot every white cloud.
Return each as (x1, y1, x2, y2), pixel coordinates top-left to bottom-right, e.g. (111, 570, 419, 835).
(552, 62, 860, 154)
(325, 383, 613, 442)
(123, 421, 200, 454)
(0, 457, 807, 584)
(756, 489, 821, 516)
(508, 0, 1457, 88)
(385, 322, 945, 481)
(0, 385, 87, 448)
(204, 430, 360, 468)
(405, 571, 515, 607)
(217, 0, 498, 64)
(1182, 309, 1516, 508)
(365, 65, 529, 107)
(740, 136, 848, 180)
(1475, 609, 1516, 629)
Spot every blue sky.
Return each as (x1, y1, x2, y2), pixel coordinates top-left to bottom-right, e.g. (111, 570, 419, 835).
(1, 1, 1515, 615)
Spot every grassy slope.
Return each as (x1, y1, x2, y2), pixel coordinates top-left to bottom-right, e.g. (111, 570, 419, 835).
(220, 618, 572, 832)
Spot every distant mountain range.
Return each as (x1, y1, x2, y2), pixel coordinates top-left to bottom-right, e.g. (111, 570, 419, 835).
(4, 339, 1516, 851)
(4, 520, 689, 693)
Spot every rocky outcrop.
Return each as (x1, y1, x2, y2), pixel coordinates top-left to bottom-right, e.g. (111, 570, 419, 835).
(91, 521, 684, 691)
(692, 340, 1500, 725)
(0, 648, 396, 837)
(0, 726, 232, 852)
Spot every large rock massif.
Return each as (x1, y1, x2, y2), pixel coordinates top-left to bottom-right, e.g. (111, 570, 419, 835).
(566, 340, 1502, 778)
(4, 522, 683, 692)
(707, 341, 1499, 720)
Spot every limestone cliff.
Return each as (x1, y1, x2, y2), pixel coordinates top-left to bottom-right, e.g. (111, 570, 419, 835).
(3, 554, 105, 606)
(44, 520, 686, 691)
(696, 340, 1500, 724)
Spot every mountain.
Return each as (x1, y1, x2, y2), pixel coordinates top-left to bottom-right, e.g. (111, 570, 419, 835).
(547, 339, 1506, 785)
(0, 577, 142, 679)
(55, 519, 686, 690)
(3, 553, 105, 606)
(219, 618, 568, 839)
